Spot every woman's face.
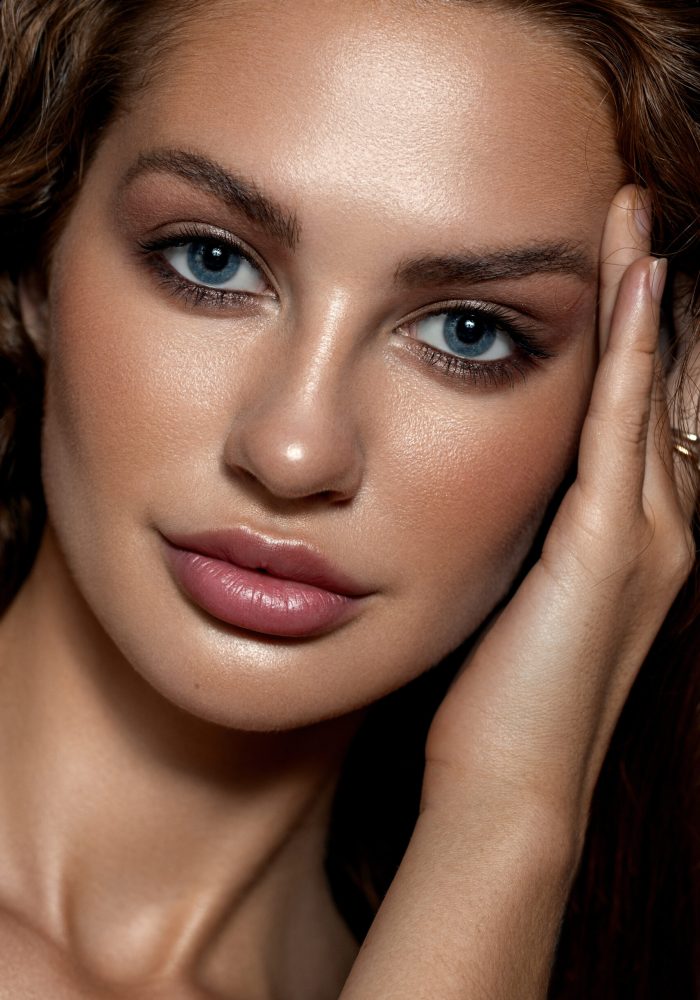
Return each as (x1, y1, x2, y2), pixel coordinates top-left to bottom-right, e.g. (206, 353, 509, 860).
(37, 0, 622, 728)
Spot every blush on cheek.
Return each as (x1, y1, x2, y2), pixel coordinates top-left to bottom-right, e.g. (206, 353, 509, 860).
(474, 412, 584, 593)
(45, 267, 175, 500)
(39, 290, 162, 570)
(429, 400, 583, 629)
(45, 267, 136, 453)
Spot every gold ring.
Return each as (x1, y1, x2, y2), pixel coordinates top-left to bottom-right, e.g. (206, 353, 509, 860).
(671, 428, 700, 470)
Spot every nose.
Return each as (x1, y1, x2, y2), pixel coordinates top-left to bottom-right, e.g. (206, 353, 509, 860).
(222, 343, 366, 505)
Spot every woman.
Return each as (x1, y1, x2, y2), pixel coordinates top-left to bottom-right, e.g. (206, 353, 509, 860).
(0, 0, 698, 996)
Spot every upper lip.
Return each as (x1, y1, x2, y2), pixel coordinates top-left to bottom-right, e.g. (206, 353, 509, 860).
(161, 526, 371, 597)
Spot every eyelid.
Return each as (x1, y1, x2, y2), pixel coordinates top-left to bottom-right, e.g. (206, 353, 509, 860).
(396, 298, 543, 347)
(138, 222, 278, 296)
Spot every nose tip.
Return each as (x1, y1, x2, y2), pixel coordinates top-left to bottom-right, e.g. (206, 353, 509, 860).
(224, 401, 364, 504)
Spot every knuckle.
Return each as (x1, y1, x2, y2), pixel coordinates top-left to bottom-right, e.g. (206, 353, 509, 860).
(546, 489, 696, 594)
(588, 358, 653, 444)
(587, 406, 649, 450)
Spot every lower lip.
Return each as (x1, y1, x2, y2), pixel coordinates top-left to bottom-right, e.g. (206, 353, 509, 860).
(163, 543, 361, 638)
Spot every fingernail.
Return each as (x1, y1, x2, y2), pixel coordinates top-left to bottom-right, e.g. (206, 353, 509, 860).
(650, 257, 667, 306)
(634, 190, 651, 240)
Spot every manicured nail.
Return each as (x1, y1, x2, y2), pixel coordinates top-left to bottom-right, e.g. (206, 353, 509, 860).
(650, 257, 667, 306)
(634, 191, 651, 240)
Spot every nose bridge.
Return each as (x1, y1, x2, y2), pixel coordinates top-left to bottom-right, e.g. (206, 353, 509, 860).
(224, 303, 366, 502)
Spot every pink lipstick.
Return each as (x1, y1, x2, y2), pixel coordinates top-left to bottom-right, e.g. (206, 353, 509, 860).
(160, 527, 369, 638)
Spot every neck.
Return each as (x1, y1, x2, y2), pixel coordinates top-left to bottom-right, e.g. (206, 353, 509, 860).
(0, 526, 360, 995)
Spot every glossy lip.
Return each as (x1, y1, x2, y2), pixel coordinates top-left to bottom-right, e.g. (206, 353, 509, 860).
(159, 526, 372, 638)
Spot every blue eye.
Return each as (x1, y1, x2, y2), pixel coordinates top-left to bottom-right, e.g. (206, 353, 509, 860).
(414, 310, 514, 361)
(162, 240, 267, 293)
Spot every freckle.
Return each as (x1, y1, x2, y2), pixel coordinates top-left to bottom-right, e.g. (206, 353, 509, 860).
(194, 682, 201, 690)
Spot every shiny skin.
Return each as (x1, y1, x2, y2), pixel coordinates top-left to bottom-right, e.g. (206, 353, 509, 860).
(41, 0, 618, 729)
(0, 1, 636, 996)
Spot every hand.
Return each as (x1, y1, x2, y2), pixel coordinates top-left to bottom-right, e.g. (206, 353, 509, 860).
(422, 184, 696, 843)
(340, 186, 697, 1000)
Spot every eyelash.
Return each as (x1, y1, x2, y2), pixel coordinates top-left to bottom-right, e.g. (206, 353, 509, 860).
(137, 226, 553, 388)
(137, 224, 272, 309)
(402, 306, 551, 389)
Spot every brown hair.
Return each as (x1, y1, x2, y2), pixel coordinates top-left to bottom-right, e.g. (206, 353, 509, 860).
(0, 0, 172, 607)
(1, 1, 698, 995)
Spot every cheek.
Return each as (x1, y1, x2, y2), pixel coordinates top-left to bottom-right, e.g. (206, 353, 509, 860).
(377, 359, 594, 644)
(41, 248, 228, 527)
(42, 298, 161, 536)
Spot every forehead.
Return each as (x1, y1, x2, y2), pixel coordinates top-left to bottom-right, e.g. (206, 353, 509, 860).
(110, 0, 621, 244)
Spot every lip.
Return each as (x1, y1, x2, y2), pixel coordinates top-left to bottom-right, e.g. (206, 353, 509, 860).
(160, 527, 371, 638)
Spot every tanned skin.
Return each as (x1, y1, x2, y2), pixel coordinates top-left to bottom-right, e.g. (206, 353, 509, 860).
(0, 2, 692, 997)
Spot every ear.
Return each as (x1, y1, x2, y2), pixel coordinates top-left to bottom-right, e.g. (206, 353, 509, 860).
(18, 269, 51, 360)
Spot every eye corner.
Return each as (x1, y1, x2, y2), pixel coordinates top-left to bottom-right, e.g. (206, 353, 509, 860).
(393, 299, 553, 390)
(137, 224, 277, 306)
(409, 303, 515, 361)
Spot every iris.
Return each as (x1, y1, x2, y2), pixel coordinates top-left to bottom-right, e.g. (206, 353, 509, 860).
(443, 313, 497, 357)
(187, 242, 241, 285)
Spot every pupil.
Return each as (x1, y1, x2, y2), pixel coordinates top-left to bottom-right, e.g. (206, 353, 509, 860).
(443, 312, 497, 358)
(187, 241, 241, 286)
(202, 244, 229, 272)
(454, 315, 481, 345)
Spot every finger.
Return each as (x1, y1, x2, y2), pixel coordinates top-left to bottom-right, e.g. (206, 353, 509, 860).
(667, 387, 700, 522)
(646, 359, 674, 487)
(577, 256, 661, 511)
(664, 279, 700, 519)
(645, 260, 673, 480)
(644, 350, 698, 579)
(598, 185, 651, 352)
(642, 356, 687, 519)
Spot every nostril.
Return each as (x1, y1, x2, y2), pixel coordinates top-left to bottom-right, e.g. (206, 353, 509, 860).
(223, 409, 364, 503)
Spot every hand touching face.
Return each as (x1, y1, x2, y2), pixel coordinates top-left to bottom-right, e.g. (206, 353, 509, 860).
(34, 0, 624, 729)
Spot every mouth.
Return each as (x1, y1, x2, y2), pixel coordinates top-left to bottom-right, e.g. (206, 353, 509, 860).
(159, 526, 371, 638)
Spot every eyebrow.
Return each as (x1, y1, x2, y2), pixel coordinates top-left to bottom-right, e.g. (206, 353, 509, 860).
(121, 148, 301, 250)
(123, 149, 593, 285)
(394, 242, 596, 287)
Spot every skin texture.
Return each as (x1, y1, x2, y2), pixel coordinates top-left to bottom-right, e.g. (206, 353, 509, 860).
(340, 237, 693, 998)
(0, 1, 691, 998)
(36, 0, 619, 730)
